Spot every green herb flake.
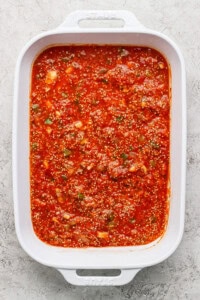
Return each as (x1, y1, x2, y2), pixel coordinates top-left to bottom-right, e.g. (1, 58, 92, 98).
(92, 99, 100, 106)
(121, 153, 128, 160)
(150, 160, 156, 167)
(119, 48, 129, 57)
(61, 174, 67, 180)
(145, 70, 151, 77)
(44, 118, 53, 125)
(118, 47, 123, 53)
(62, 92, 68, 98)
(78, 193, 85, 200)
(107, 221, 116, 228)
(151, 216, 157, 223)
(129, 217, 136, 224)
(116, 115, 124, 123)
(32, 104, 39, 111)
(31, 142, 38, 150)
(101, 78, 109, 84)
(70, 133, 76, 137)
(107, 212, 114, 222)
(63, 149, 72, 157)
(150, 141, 160, 149)
(129, 145, 134, 151)
(106, 58, 112, 65)
(99, 68, 108, 74)
(74, 99, 79, 105)
(62, 57, 71, 62)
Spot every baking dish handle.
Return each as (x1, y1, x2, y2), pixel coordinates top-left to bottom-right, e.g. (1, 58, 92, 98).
(58, 268, 141, 286)
(59, 10, 145, 30)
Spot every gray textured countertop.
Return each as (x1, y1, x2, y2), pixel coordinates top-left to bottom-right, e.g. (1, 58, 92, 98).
(0, 0, 199, 299)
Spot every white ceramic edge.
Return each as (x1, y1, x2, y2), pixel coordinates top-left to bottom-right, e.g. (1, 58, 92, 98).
(59, 10, 146, 30)
(12, 10, 186, 286)
(58, 269, 141, 286)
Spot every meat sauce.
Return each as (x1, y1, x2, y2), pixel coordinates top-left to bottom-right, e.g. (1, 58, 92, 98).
(30, 45, 170, 247)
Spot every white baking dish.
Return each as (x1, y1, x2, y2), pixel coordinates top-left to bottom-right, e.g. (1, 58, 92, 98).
(13, 10, 186, 286)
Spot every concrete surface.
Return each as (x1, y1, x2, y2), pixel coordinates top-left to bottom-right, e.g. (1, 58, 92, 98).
(0, 0, 199, 299)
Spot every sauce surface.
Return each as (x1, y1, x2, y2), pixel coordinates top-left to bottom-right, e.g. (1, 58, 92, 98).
(30, 45, 170, 247)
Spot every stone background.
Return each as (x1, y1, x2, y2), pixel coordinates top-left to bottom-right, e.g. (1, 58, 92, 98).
(0, 0, 199, 299)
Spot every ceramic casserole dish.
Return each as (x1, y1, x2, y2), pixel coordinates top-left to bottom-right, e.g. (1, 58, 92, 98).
(13, 10, 186, 286)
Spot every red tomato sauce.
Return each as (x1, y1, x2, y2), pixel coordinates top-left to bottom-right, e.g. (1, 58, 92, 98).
(30, 45, 170, 247)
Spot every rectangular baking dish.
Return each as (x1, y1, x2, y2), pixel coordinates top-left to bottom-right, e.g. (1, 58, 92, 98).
(13, 10, 186, 286)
